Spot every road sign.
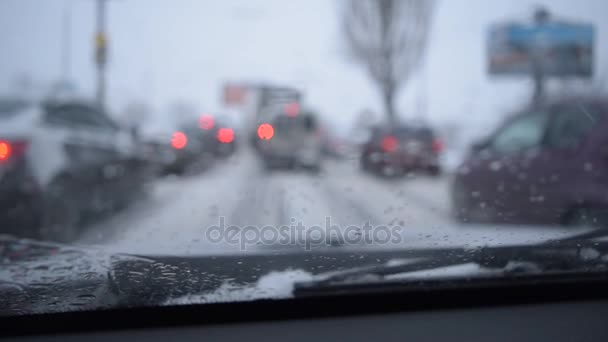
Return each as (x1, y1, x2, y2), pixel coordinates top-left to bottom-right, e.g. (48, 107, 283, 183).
(223, 84, 248, 106)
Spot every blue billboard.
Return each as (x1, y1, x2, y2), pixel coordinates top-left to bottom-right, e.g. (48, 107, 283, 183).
(488, 21, 594, 77)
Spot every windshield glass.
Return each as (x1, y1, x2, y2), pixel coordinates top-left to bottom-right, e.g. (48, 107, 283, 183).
(1, 0, 608, 316)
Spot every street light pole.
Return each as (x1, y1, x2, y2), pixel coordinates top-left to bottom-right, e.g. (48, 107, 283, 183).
(95, 0, 108, 109)
(530, 7, 550, 108)
(61, 0, 72, 83)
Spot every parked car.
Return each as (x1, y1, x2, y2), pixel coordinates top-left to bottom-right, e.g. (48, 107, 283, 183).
(360, 124, 442, 177)
(452, 97, 608, 226)
(256, 105, 323, 172)
(0, 96, 153, 241)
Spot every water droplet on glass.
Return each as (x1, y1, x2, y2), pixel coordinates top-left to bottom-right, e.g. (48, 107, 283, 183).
(489, 161, 502, 171)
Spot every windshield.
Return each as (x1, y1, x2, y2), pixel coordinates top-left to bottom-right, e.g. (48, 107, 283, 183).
(1, 0, 608, 316)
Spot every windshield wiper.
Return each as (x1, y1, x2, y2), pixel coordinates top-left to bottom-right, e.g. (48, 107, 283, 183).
(294, 228, 608, 294)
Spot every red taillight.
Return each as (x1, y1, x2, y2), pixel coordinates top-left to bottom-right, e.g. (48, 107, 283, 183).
(284, 102, 300, 118)
(0, 141, 10, 161)
(0, 140, 28, 162)
(199, 114, 215, 130)
(217, 128, 234, 144)
(257, 123, 274, 140)
(432, 138, 443, 154)
(171, 131, 188, 149)
(381, 135, 399, 152)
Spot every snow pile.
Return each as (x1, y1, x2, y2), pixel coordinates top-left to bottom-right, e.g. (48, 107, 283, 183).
(165, 269, 313, 305)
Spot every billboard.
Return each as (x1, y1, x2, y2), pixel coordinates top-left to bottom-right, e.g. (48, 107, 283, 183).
(488, 21, 594, 77)
(223, 83, 249, 106)
(257, 86, 301, 111)
(222, 83, 301, 112)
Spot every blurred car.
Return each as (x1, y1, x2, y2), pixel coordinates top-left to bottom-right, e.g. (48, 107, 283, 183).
(164, 114, 238, 175)
(322, 136, 350, 159)
(256, 105, 323, 171)
(360, 124, 442, 177)
(209, 115, 238, 158)
(319, 126, 350, 160)
(452, 97, 608, 226)
(0, 97, 152, 241)
(164, 125, 214, 175)
(139, 138, 177, 177)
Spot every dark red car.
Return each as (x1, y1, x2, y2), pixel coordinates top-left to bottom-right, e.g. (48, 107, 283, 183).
(452, 97, 608, 227)
(360, 125, 442, 177)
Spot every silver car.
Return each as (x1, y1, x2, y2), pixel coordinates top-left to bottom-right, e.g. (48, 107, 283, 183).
(257, 108, 323, 172)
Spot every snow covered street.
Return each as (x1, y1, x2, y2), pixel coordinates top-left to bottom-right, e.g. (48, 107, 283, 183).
(78, 147, 589, 256)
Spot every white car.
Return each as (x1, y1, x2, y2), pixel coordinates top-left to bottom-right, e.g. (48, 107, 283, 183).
(0, 96, 152, 241)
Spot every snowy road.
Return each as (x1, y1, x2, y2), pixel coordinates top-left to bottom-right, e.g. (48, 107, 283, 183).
(78, 147, 588, 256)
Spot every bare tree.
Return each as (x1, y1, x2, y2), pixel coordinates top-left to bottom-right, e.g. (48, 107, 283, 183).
(342, 0, 435, 122)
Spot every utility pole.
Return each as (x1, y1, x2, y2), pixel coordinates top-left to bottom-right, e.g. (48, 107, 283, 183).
(416, 64, 428, 122)
(95, 0, 108, 109)
(530, 7, 550, 108)
(61, 1, 72, 83)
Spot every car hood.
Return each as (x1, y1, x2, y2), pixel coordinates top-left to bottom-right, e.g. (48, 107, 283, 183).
(0, 235, 519, 315)
(0, 236, 315, 314)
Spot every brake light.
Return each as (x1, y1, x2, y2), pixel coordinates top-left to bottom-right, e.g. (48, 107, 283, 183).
(0, 142, 10, 161)
(284, 102, 300, 118)
(199, 114, 215, 130)
(432, 138, 443, 153)
(0, 140, 28, 162)
(171, 131, 188, 149)
(381, 135, 399, 152)
(257, 123, 274, 140)
(217, 128, 234, 144)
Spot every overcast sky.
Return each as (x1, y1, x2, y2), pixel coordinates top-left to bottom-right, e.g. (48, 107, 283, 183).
(1, 0, 607, 134)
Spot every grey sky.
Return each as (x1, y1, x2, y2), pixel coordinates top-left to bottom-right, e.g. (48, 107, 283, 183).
(1, 0, 607, 133)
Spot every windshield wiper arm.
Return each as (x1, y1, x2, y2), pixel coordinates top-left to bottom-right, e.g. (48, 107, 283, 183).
(541, 227, 608, 245)
(294, 230, 608, 292)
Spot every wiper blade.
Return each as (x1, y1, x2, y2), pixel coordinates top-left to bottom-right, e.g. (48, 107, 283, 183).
(541, 227, 608, 245)
(294, 230, 608, 292)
